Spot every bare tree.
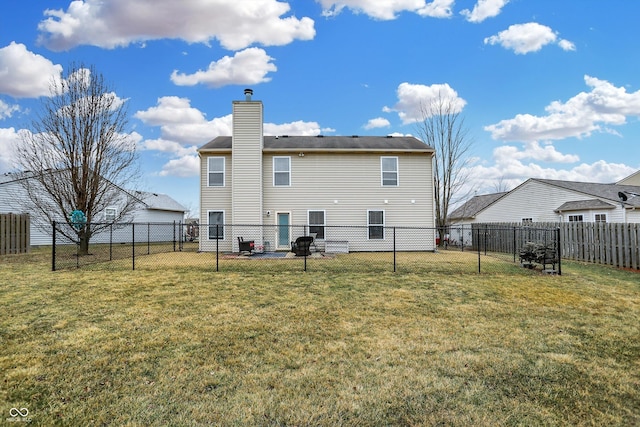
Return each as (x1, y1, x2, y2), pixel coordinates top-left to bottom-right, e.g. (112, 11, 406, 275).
(492, 175, 511, 193)
(414, 93, 474, 244)
(15, 63, 140, 254)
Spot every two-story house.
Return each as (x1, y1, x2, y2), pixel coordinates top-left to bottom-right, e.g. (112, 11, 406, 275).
(198, 89, 436, 253)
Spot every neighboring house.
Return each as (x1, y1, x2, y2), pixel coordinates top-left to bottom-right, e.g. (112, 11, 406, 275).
(0, 172, 186, 246)
(448, 176, 640, 233)
(198, 89, 436, 252)
(617, 170, 640, 186)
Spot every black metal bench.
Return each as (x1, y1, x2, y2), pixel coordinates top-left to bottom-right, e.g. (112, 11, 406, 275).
(238, 237, 255, 255)
(291, 236, 314, 256)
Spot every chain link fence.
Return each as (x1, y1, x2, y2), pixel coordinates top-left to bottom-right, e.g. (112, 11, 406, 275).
(52, 222, 561, 275)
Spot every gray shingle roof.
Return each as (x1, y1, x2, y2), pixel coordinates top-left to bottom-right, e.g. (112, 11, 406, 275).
(534, 179, 640, 208)
(133, 191, 186, 212)
(554, 199, 616, 212)
(449, 192, 508, 220)
(198, 135, 433, 152)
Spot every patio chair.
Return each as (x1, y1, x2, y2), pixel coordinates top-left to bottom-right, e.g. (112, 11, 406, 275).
(291, 236, 314, 256)
(237, 237, 255, 255)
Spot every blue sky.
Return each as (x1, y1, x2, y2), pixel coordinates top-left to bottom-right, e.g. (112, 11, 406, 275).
(1, 0, 639, 216)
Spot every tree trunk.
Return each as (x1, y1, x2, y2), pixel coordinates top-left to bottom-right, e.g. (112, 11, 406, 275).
(78, 231, 91, 255)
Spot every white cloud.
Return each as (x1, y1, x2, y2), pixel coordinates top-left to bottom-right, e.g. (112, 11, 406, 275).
(384, 82, 466, 124)
(0, 127, 22, 173)
(364, 117, 391, 129)
(37, 0, 315, 51)
(136, 97, 329, 177)
(416, 0, 455, 18)
(140, 138, 196, 158)
(171, 48, 277, 88)
(264, 121, 325, 136)
(0, 42, 63, 98)
(558, 39, 576, 51)
(135, 96, 232, 145)
(319, 0, 454, 20)
(486, 75, 640, 142)
(493, 141, 579, 164)
(464, 144, 637, 195)
(0, 100, 20, 120)
(461, 0, 509, 23)
(159, 155, 200, 178)
(484, 22, 574, 54)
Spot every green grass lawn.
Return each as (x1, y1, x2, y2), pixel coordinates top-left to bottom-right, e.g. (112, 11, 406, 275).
(1, 248, 639, 426)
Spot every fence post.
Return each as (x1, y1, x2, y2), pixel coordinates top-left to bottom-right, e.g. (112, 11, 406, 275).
(484, 224, 488, 256)
(477, 227, 481, 273)
(303, 224, 307, 272)
(172, 220, 176, 252)
(216, 224, 219, 272)
(513, 227, 517, 263)
(393, 227, 396, 273)
(132, 223, 135, 271)
(109, 223, 113, 261)
(148, 222, 151, 255)
(52, 221, 56, 271)
(557, 227, 562, 276)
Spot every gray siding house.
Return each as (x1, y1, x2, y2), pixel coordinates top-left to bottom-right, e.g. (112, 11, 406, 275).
(0, 172, 186, 246)
(198, 90, 436, 253)
(449, 176, 640, 230)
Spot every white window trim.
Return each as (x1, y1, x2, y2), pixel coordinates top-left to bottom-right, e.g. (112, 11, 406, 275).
(308, 209, 326, 239)
(273, 156, 291, 187)
(594, 213, 607, 223)
(568, 214, 584, 222)
(381, 156, 399, 187)
(207, 157, 225, 187)
(207, 210, 225, 240)
(105, 207, 117, 222)
(367, 209, 385, 240)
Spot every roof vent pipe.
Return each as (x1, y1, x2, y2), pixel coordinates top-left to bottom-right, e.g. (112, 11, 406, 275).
(244, 88, 253, 101)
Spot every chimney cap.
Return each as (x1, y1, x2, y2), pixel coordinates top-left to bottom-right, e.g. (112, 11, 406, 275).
(243, 88, 254, 101)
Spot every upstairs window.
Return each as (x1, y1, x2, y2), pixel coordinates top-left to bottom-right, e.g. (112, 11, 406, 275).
(273, 156, 291, 186)
(368, 210, 385, 239)
(208, 157, 225, 187)
(308, 210, 325, 239)
(381, 157, 398, 186)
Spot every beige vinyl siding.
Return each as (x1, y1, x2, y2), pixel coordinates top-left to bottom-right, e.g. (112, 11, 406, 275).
(475, 180, 627, 223)
(228, 101, 265, 250)
(617, 171, 640, 186)
(231, 101, 263, 229)
(262, 152, 435, 251)
(627, 210, 640, 222)
(199, 153, 233, 252)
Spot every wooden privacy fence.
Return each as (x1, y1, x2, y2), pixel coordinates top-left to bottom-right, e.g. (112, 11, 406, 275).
(473, 222, 639, 270)
(0, 213, 30, 255)
(561, 222, 639, 270)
